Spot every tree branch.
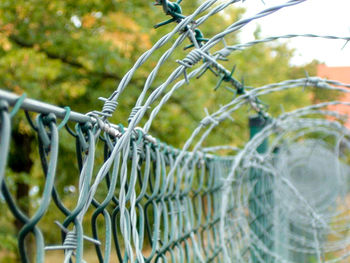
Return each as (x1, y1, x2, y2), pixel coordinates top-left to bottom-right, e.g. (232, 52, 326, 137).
(9, 34, 121, 80)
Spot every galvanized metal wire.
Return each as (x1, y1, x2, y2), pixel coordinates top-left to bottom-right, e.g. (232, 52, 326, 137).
(1, 0, 350, 262)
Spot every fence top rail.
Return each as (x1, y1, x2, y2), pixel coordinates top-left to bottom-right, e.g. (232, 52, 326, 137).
(0, 89, 237, 162)
(0, 89, 91, 124)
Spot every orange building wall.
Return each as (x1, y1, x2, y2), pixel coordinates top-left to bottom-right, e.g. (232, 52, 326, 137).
(317, 64, 350, 128)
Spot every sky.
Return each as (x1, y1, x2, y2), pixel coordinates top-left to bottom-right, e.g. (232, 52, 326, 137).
(234, 0, 350, 66)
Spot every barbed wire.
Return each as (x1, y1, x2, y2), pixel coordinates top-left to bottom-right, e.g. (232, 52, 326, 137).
(218, 34, 350, 53)
(1, 0, 350, 262)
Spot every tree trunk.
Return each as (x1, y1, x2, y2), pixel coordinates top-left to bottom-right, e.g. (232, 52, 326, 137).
(8, 129, 34, 262)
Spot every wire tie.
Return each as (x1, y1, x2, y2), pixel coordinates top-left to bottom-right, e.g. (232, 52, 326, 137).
(341, 39, 349, 50)
(45, 221, 101, 251)
(10, 93, 26, 118)
(57, 106, 71, 130)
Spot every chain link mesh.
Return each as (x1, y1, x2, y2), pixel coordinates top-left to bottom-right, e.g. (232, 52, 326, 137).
(1, 0, 350, 262)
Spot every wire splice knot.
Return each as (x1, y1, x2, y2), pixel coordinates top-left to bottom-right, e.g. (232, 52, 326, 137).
(128, 106, 142, 124)
(154, 0, 185, 28)
(177, 49, 204, 84)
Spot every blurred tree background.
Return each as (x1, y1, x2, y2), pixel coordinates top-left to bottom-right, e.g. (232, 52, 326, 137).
(0, 0, 319, 261)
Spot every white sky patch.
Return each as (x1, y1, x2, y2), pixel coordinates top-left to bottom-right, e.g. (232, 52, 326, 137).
(93, 11, 103, 19)
(234, 0, 350, 66)
(30, 185, 40, 196)
(71, 15, 82, 28)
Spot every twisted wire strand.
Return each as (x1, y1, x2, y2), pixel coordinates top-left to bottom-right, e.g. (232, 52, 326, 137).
(103, 0, 231, 111)
(122, 0, 326, 144)
(202, 0, 307, 52)
(201, 145, 240, 153)
(217, 34, 350, 55)
(103, 0, 307, 127)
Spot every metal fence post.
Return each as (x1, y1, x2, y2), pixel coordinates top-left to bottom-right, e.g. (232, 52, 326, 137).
(249, 115, 274, 263)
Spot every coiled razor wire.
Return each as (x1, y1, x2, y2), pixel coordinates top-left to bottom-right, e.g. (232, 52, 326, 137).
(219, 110, 350, 263)
(1, 0, 350, 262)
